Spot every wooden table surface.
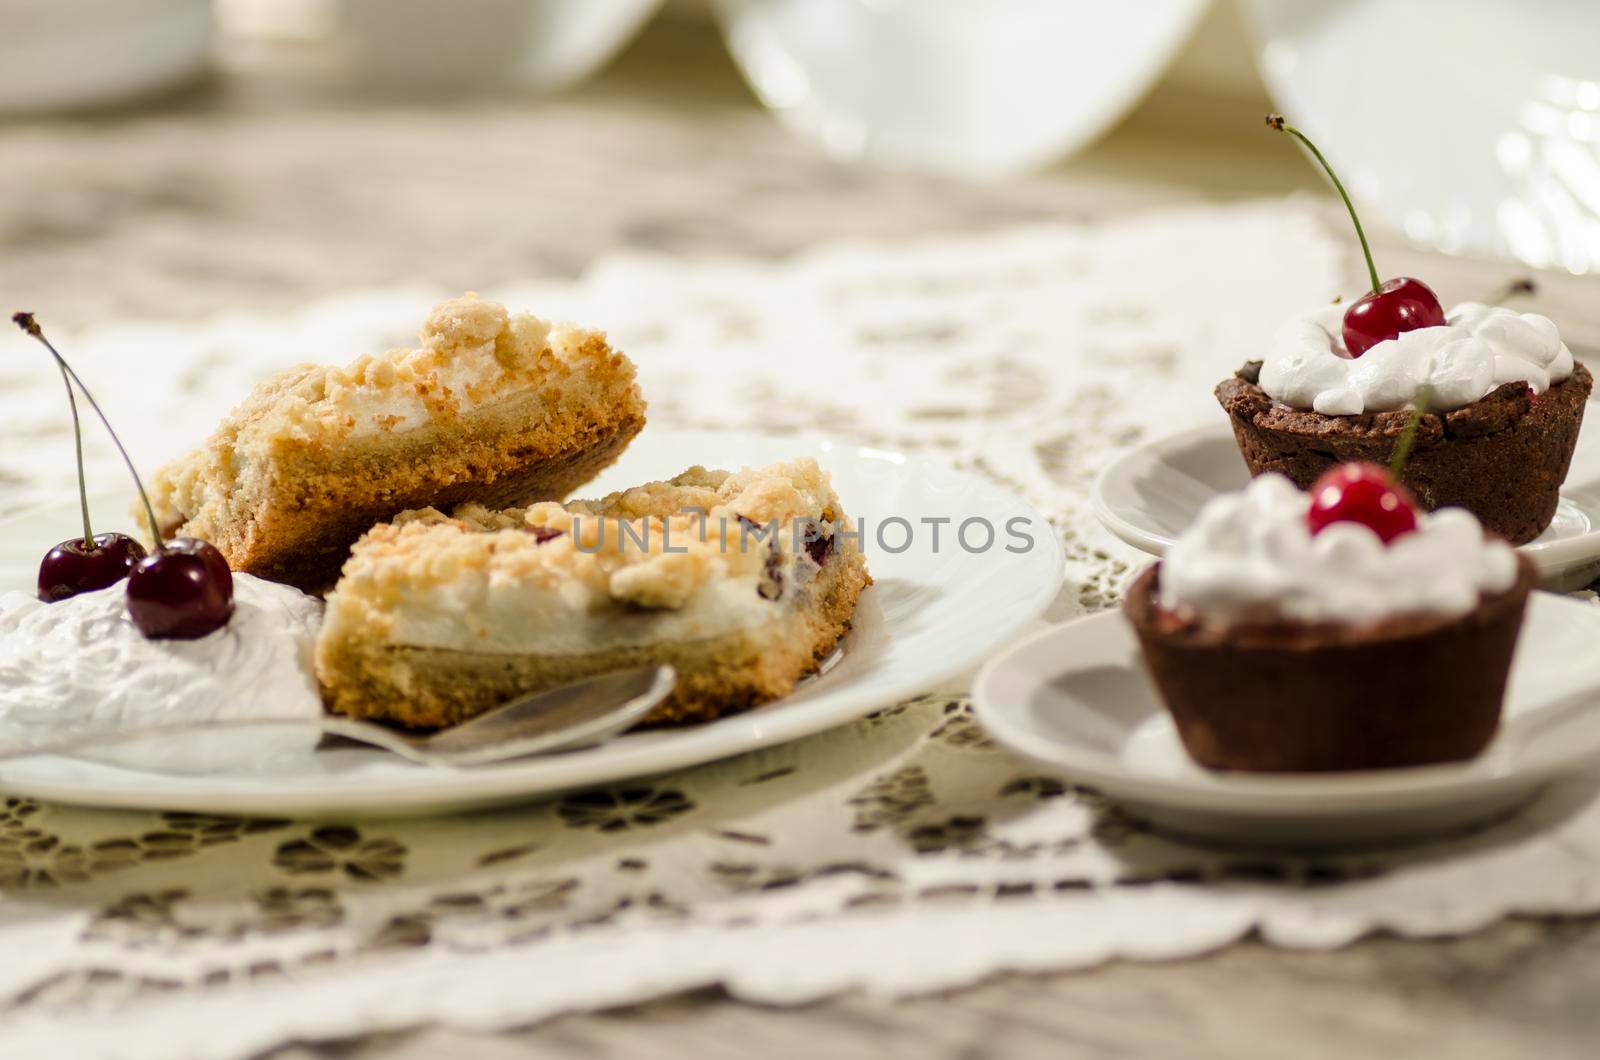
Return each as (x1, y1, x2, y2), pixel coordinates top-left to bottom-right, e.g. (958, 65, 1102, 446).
(5, 12, 1598, 1059)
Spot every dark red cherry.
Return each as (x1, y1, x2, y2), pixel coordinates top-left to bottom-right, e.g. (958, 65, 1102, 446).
(37, 533, 147, 602)
(13, 313, 235, 639)
(1306, 462, 1418, 544)
(19, 309, 148, 603)
(1342, 277, 1447, 357)
(526, 526, 563, 544)
(180, 536, 233, 589)
(125, 537, 234, 639)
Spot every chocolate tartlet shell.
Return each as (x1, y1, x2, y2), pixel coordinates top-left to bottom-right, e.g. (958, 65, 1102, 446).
(1123, 558, 1536, 773)
(1216, 361, 1591, 545)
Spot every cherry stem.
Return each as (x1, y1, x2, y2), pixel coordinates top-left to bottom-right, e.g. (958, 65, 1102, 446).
(56, 363, 95, 548)
(1266, 114, 1382, 296)
(13, 312, 164, 553)
(1388, 385, 1433, 479)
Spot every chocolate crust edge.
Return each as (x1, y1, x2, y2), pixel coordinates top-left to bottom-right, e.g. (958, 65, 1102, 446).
(1123, 558, 1537, 773)
(1214, 362, 1591, 545)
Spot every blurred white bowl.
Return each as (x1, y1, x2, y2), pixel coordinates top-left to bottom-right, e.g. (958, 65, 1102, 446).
(1244, 0, 1600, 274)
(340, 0, 662, 91)
(712, 0, 1208, 177)
(0, 0, 212, 114)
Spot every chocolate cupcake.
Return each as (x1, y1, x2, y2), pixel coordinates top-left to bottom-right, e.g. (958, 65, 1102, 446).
(1231, 118, 1591, 545)
(1125, 472, 1536, 773)
(1217, 301, 1590, 545)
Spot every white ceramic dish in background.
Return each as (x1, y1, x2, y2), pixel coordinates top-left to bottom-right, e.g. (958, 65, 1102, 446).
(712, 0, 1207, 176)
(0, 0, 212, 115)
(1092, 407, 1600, 590)
(0, 429, 1062, 817)
(973, 594, 1600, 849)
(339, 0, 662, 91)
(1242, 0, 1600, 274)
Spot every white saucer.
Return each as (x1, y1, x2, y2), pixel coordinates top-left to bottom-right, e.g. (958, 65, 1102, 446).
(0, 429, 1063, 817)
(1093, 409, 1600, 590)
(973, 593, 1600, 848)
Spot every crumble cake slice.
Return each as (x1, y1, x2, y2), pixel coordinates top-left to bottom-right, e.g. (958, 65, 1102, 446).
(143, 294, 646, 593)
(315, 458, 872, 727)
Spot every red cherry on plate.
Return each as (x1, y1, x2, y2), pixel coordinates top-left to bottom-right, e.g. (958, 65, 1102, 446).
(13, 312, 235, 641)
(1306, 462, 1418, 544)
(126, 537, 234, 639)
(20, 310, 151, 603)
(37, 533, 148, 602)
(1342, 277, 1447, 357)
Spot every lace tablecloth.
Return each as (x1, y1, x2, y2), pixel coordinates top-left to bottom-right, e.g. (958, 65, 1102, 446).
(3, 202, 1600, 1060)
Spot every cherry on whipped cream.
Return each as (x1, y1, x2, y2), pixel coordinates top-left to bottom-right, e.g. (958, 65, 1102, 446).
(1266, 115, 1446, 357)
(38, 534, 147, 602)
(126, 537, 234, 639)
(23, 317, 151, 602)
(1306, 462, 1418, 544)
(13, 311, 234, 639)
(1341, 277, 1447, 356)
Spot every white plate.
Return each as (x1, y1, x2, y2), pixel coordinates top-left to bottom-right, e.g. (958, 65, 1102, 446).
(1093, 410, 1600, 590)
(0, 429, 1062, 817)
(973, 593, 1600, 848)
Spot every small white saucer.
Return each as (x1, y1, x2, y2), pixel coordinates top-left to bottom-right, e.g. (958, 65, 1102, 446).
(1093, 409, 1600, 590)
(972, 593, 1600, 848)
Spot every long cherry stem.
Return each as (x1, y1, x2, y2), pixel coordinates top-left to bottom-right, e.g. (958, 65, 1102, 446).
(1389, 385, 1433, 478)
(1266, 114, 1382, 295)
(57, 363, 94, 547)
(13, 313, 164, 551)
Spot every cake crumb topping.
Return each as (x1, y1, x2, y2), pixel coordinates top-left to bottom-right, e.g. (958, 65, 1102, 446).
(143, 294, 641, 546)
(337, 459, 842, 613)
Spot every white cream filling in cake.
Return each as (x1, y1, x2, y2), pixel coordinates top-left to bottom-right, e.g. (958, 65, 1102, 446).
(320, 460, 846, 657)
(329, 354, 516, 438)
(372, 568, 803, 655)
(327, 321, 600, 439)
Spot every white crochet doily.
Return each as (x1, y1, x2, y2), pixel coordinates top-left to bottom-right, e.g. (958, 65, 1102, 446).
(2, 201, 1599, 1060)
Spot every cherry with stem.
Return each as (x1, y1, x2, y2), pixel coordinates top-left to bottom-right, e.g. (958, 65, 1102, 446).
(1306, 388, 1431, 544)
(13, 312, 233, 638)
(34, 356, 148, 601)
(1266, 114, 1446, 356)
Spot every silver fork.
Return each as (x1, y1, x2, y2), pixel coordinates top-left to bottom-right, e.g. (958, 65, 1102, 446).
(0, 665, 676, 768)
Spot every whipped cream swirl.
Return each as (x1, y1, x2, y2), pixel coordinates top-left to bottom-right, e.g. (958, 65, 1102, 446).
(0, 574, 324, 772)
(1159, 475, 1518, 626)
(1260, 301, 1573, 415)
